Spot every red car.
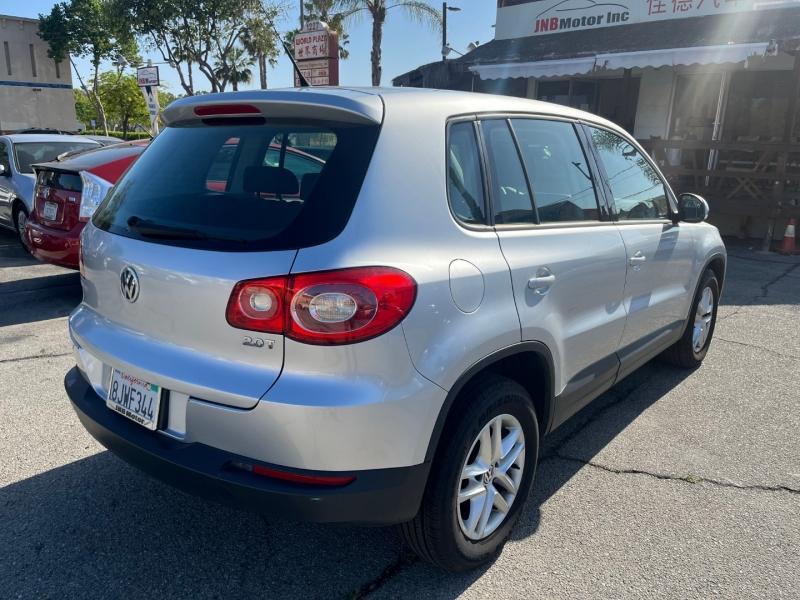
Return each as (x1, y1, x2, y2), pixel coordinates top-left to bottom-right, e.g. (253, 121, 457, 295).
(26, 140, 148, 269)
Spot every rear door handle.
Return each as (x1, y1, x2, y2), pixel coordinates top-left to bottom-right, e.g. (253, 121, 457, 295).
(629, 251, 646, 269)
(528, 268, 555, 294)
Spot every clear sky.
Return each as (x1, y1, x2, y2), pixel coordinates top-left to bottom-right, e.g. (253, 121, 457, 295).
(7, 0, 497, 93)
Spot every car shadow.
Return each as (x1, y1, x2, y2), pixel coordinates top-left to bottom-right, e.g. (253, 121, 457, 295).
(0, 272, 81, 326)
(0, 361, 692, 599)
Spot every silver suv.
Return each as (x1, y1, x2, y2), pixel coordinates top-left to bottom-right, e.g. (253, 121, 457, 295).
(65, 88, 725, 571)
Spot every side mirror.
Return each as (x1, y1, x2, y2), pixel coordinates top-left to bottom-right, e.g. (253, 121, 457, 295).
(678, 193, 709, 223)
(0, 163, 7, 177)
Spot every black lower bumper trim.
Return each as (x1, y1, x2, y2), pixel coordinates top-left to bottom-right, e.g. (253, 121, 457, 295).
(65, 367, 429, 525)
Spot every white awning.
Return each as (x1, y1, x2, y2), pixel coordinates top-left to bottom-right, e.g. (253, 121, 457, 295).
(469, 57, 596, 80)
(595, 43, 769, 70)
(471, 43, 769, 80)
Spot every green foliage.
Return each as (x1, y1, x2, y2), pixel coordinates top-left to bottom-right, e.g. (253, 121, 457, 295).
(39, 0, 139, 134)
(114, 0, 283, 94)
(99, 72, 149, 132)
(74, 89, 97, 125)
(39, 0, 138, 67)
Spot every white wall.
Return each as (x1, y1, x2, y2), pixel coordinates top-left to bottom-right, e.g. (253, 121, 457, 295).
(0, 14, 77, 131)
(632, 68, 674, 140)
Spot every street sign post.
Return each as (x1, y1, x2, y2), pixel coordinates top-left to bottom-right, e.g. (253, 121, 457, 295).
(293, 20, 339, 87)
(136, 65, 161, 136)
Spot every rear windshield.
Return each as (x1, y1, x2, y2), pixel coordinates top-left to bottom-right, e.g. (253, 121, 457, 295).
(14, 142, 98, 173)
(92, 121, 380, 251)
(37, 168, 82, 192)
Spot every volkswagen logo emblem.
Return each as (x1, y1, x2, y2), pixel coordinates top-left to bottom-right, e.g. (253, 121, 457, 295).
(120, 266, 140, 303)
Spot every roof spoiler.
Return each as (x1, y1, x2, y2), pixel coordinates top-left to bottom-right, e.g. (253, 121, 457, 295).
(163, 91, 383, 127)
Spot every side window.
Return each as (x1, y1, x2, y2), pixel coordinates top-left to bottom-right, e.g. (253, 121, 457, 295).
(589, 127, 670, 220)
(510, 119, 600, 223)
(447, 122, 486, 225)
(481, 119, 535, 225)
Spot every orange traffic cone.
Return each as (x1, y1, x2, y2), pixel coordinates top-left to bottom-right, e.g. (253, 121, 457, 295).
(780, 218, 796, 255)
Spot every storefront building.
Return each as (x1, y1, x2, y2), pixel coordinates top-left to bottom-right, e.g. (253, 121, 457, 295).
(394, 0, 800, 243)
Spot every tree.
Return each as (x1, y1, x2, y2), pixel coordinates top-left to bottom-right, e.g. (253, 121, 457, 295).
(215, 47, 254, 91)
(39, 0, 138, 135)
(74, 89, 97, 127)
(241, 7, 281, 90)
(115, 0, 282, 95)
(339, 1, 440, 86)
(98, 72, 149, 137)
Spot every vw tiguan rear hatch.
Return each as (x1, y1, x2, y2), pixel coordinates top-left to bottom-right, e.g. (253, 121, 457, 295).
(74, 94, 382, 408)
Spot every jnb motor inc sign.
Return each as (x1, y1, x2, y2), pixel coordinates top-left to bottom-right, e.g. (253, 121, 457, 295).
(495, 0, 800, 38)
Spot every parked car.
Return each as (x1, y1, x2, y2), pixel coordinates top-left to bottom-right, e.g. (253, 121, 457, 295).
(25, 140, 148, 269)
(0, 134, 101, 248)
(84, 135, 126, 146)
(64, 89, 726, 571)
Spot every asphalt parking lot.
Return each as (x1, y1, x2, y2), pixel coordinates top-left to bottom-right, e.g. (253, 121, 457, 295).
(1, 229, 798, 599)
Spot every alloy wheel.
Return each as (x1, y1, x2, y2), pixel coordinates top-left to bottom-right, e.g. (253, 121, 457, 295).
(692, 286, 714, 352)
(456, 413, 525, 541)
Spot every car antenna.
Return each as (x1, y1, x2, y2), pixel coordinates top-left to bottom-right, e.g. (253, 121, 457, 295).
(266, 16, 310, 88)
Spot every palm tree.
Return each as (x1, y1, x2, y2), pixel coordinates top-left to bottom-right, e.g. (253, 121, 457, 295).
(301, 0, 351, 60)
(339, 1, 441, 86)
(216, 47, 255, 91)
(242, 7, 281, 90)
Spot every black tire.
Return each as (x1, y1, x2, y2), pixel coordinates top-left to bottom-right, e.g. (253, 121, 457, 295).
(400, 373, 539, 572)
(13, 203, 30, 253)
(661, 269, 719, 368)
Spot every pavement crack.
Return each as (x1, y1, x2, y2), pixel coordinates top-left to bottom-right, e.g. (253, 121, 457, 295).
(349, 544, 417, 599)
(551, 453, 800, 495)
(715, 337, 800, 361)
(718, 261, 800, 321)
(0, 352, 72, 364)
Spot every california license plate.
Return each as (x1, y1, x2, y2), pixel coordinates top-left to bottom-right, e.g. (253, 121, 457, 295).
(43, 201, 58, 221)
(106, 369, 162, 430)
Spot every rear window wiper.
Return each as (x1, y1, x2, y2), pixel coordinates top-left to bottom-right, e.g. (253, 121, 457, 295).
(127, 216, 208, 240)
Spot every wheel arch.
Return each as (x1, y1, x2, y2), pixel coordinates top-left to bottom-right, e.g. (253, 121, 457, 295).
(423, 341, 555, 463)
(706, 253, 726, 291)
(12, 197, 28, 220)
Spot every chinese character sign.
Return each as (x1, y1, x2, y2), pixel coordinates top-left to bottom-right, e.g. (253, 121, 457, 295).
(294, 20, 339, 86)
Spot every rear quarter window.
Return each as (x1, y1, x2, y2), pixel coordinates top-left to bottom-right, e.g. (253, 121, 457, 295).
(93, 121, 380, 251)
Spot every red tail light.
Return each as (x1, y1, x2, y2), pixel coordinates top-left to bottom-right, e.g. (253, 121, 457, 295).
(225, 267, 417, 345)
(194, 104, 261, 116)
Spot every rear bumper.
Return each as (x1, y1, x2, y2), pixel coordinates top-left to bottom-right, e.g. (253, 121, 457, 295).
(65, 367, 429, 525)
(26, 217, 83, 269)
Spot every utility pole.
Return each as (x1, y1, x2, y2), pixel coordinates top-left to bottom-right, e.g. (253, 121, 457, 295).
(442, 2, 447, 62)
(441, 3, 461, 62)
(300, 0, 305, 28)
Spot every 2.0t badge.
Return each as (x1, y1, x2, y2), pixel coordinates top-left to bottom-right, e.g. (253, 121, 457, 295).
(120, 266, 140, 303)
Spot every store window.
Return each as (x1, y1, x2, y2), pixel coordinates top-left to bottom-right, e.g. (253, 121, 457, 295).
(724, 71, 793, 142)
(537, 80, 597, 113)
(669, 74, 724, 142)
